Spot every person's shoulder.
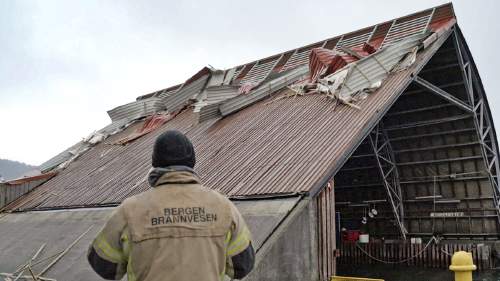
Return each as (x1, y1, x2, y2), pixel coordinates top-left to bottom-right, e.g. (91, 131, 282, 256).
(121, 189, 153, 208)
(201, 185, 233, 204)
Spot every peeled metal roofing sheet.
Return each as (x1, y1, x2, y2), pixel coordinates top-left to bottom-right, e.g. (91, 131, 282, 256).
(38, 119, 132, 173)
(98, 118, 131, 135)
(0, 197, 300, 279)
(38, 141, 83, 173)
(231, 3, 453, 82)
(205, 85, 239, 104)
(381, 12, 432, 47)
(239, 58, 279, 86)
(198, 103, 221, 123)
(107, 98, 165, 122)
(4, 29, 450, 212)
(337, 30, 372, 49)
(219, 65, 310, 116)
(280, 42, 324, 72)
(163, 74, 210, 112)
(338, 32, 428, 99)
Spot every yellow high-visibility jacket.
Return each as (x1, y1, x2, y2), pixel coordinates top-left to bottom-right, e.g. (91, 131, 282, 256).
(87, 168, 254, 281)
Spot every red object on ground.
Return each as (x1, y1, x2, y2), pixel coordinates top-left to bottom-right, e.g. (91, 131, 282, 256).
(345, 230, 360, 242)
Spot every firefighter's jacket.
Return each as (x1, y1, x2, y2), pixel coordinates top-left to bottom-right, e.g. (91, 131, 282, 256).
(87, 167, 254, 281)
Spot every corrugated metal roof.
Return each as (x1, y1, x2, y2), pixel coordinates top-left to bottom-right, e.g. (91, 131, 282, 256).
(153, 84, 182, 100)
(113, 113, 172, 145)
(198, 103, 221, 123)
(3, 172, 57, 186)
(4, 4, 454, 212)
(4, 29, 450, 211)
(38, 141, 83, 173)
(239, 56, 281, 86)
(223, 3, 454, 84)
(336, 32, 428, 101)
(381, 10, 433, 47)
(162, 72, 210, 112)
(38, 119, 133, 173)
(197, 84, 246, 122)
(103, 4, 454, 127)
(205, 85, 240, 104)
(219, 65, 310, 116)
(98, 118, 132, 135)
(124, 3, 454, 114)
(107, 97, 165, 122)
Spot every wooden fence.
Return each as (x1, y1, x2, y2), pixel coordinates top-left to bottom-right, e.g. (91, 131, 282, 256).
(338, 242, 492, 270)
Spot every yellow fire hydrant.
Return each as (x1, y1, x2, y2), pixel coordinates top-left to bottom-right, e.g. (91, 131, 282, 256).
(449, 251, 476, 281)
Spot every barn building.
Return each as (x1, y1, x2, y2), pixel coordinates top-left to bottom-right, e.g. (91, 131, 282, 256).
(0, 3, 498, 280)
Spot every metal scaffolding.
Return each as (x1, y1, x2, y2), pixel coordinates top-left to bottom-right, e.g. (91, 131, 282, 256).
(452, 28, 500, 227)
(411, 27, 500, 227)
(369, 123, 407, 239)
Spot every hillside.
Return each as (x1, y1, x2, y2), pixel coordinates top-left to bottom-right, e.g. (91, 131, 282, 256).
(0, 159, 38, 181)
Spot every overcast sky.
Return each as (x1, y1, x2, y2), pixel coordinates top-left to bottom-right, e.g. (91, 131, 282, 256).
(1, 0, 499, 166)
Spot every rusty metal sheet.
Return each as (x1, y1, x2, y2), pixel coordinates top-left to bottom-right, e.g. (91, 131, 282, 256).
(4, 172, 57, 186)
(112, 111, 186, 145)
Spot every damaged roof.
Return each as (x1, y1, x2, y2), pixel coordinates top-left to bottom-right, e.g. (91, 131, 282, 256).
(4, 3, 456, 211)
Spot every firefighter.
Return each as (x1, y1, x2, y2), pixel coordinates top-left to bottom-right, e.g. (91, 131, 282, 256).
(87, 130, 255, 281)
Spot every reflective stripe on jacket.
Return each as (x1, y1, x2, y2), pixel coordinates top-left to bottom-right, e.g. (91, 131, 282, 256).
(87, 169, 254, 281)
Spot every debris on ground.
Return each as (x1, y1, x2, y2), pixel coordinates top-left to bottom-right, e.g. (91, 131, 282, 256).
(0, 226, 93, 281)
